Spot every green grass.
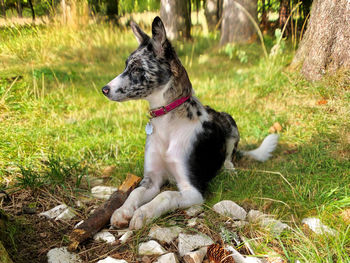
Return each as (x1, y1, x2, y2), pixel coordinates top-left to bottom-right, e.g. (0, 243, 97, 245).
(0, 19, 349, 262)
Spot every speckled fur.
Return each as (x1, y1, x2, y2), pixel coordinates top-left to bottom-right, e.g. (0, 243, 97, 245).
(102, 17, 277, 230)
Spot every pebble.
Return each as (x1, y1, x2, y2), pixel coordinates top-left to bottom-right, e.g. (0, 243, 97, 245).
(55, 207, 76, 221)
(187, 218, 199, 227)
(138, 240, 166, 256)
(91, 186, 118, 200)
(47, 247, 82, 263)
(148, 226, 183, 244)
(93, 230, 116, 243)
(119, 230, 133, 243)
(247, 210, 266, 223)
(178, 233, 213, 256)
(185, 205, 203, 217)
(40, 204, 68, 219)
(183, 247, 207, 263)
(155, 253, 178, 263)
(97, 257, 128, 263)
(260, 218, 289, 236)
(213, 200, 247, 220)
(301, 217, 337, 236)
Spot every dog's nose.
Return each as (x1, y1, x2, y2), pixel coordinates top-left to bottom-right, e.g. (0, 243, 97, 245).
(102, 85, 110, 95)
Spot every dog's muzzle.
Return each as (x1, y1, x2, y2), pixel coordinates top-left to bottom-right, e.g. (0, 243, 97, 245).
(102, 85, 110, 96)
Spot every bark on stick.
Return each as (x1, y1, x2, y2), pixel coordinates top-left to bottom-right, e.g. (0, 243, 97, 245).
(67, 174, 141, 251)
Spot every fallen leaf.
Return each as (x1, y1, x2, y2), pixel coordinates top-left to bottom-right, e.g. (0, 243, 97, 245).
(101, 165, 116, 177)
(269, 122, 282, 133)
(317, 99, 327, 105)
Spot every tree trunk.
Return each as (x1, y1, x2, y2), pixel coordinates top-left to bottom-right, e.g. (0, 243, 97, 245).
(220, 0, 257, 45)
(279, 0, 290, 36)
(16, 0, 22, 17)
(291, 0, 350, 81)
(106, 0, 118, 22)
(28, 0, 35, 21)
(205, 0, 223, 31)
(260, 0, 268, 31)
(160, 0, 191, 40)
(0, 0, 6, 18)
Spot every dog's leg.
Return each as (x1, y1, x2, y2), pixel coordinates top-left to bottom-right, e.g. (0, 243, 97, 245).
(110, 143, 165, 228)
(224, 137, 237, 170)
(129, 158, 203, 229)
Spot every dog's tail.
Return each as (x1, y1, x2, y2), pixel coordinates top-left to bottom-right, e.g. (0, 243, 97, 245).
(241, 134, 279, 162)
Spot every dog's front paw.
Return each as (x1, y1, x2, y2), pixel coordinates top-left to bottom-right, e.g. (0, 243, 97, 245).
(110, 206, 135, 228)
(129, 207, 152, 230)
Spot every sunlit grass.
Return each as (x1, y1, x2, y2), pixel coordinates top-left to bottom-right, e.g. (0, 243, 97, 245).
(0, 16, 349, 261)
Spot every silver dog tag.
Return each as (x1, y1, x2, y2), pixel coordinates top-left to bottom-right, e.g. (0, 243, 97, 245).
(145, 121, 153, 135)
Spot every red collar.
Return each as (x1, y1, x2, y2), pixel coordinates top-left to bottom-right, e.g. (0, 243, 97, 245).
(149, 94, 191, 118)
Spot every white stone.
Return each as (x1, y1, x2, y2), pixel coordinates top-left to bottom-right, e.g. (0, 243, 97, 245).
(247, 210, 266, 223)
(261, 218, 290, 236)
(74, 220, 84, 229)
(213, 200, 247, 220)
(55, 208, 76, 221)
(302, 217, 337, 236)
(187, 218, 199, 227)
(93, 230, 116, 243)
(119, 230, 133, 243)
(148, 226, 183, 244)
(47, 247, 82, 263)
(245, 257, 263, 263)
(225, 246, 246, 263)
(183, 247, 207, 263)
(232, 221, 248, 228)
(40, 204, 68, 219)
(185, 205, 203, 217)
(97, 257, 128, 263)
(91, 186, 118, 200)
(138, 240, 166, 255)
(155, 253, 178, 263)
(178, 233, 213, 256)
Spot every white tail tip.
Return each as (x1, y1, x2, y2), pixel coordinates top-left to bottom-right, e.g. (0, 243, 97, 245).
(243, 134, 279, 162)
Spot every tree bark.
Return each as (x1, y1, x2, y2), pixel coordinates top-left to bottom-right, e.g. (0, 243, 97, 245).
(205, 0, 223, 31)
(279, 0, 290, 36)
(0, 0, 6, 18)
(220, 0, 257, 45)
(160, 0, 191, 40)
(291, 0, 350, 81)
(16, 0, 22, 17)
(28, 0, 35, 21)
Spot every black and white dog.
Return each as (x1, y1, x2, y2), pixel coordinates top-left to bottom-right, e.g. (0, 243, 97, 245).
(102, 17, 278, 230)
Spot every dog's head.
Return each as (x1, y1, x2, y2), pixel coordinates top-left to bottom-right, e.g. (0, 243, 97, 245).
(102, 17, 190, 102)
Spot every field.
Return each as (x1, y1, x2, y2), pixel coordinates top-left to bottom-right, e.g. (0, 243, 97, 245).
(0, 15, 349, 262)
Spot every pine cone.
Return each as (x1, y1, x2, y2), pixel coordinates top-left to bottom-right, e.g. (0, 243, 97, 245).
(207, 244, 235, 263)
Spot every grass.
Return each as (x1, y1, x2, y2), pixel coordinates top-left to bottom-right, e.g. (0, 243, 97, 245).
(0, 15, 349, 262)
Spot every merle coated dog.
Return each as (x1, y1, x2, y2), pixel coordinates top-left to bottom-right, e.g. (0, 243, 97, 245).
(102, 17, 279, 230)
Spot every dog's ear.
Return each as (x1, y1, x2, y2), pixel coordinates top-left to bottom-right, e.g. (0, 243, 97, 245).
(130, 21, 148, 45)
(152, 16, 167, 45)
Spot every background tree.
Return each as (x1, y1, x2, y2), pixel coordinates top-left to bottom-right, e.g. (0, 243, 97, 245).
(160, 0, 191, 40)
(16, 0, 22, 17)
(106, 0, 119, 21)
(204, 0, 222, 31)
(0, 0, 6, 18)
(220, 0, 257, 45)
(291, 0, 350, 81)
(278, 0, 289, 35)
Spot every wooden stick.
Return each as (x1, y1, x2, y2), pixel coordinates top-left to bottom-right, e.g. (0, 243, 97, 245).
(68, 174, 141, 251)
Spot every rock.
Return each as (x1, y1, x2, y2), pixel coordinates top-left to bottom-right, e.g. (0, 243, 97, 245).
(91, 186, 118, 200)
(47, 247, 82, 263)
(301, 217, 337, 236)
(213, 200, 247, 220)
(138, 240, 166, 256)
(245, 257, 263, 263)
(187, 218, 199, 227)
(185, 205, 203, 217)
(119, 230, 133, 243)
(55, 208, 76, 221)
(93, 230, 116, 243)
(155, 253, 178, 263)
(178, 233, 213, 256)
(247, 210, 266, 223)
(226, 245, 262, 263)
(40, 204, 68, 219)
(261, 218, 289, 236)
(97, 257, 128, 263)
(183, 247, 207, 263)
(0, 241, 13, 263)
(148, 226, 183, 244)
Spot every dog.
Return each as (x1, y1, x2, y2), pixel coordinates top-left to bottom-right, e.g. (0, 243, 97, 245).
(102, 17, 279, 230)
